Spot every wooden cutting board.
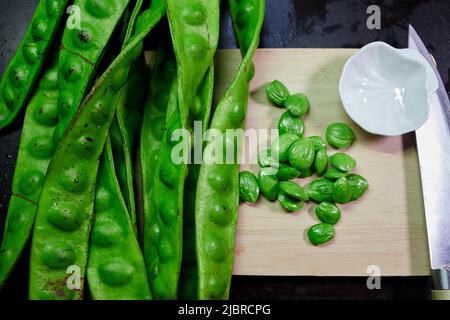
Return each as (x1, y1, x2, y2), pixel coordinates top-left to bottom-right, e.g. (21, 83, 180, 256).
(212, 49, 430, 276)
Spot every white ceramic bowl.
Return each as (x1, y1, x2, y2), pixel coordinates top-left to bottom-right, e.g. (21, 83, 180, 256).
(339, 42, 438, 136)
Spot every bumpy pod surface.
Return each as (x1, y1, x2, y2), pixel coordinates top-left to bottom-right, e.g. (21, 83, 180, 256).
(87, 0, 150, 299)
(0, 58, 59, 288)
(28, 1, 166, 300)
(0, 0, 68, 130)
(87, 138, 151, 300)
(53, 0, 132, 143)
(141, 38, 177, 298)
(179, 67, 215, 299)
(143, 0, 219, 299)
(108, 0, 148, 232)
(195, 0, 265, 300)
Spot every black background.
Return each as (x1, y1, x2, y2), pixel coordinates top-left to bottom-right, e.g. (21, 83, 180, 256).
(1, 0, 449, 300)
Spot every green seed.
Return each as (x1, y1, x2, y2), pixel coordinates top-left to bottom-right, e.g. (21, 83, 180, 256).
(278, 191, 303, 213)
(326, 123, 355, 149)
(284, 93, 309, 117)
(330, 153, 356, 172)
(239, 171, 260, 203)
(315, 147, 328, 176)
(333, 177, 352, 204)
(278, 111, 304, 137)
(271, 133, 299, 162)
(347, 174, 369, 201)
(257, 169, 280, 202)
(324, 167, 348, 180)
(299, 166, 315, 178)
(288, 139, 315, 172)
(307, 136, 327, 152)
(279, 181, 309, 201)
(276, 163, 300, 181)
(265, 80, 290, 106)
(315, 202, 341, 225)
(306, 178, 335, 203)
(307, 223, 335, 246)
(258, 149, 277, 168)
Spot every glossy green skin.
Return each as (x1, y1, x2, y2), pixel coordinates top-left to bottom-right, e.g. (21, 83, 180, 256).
(307, 136, 327, 151)
(0, 0, 68, 130)
(0, 58, 59, 288)
(276, 163, 300, 181)
(326, 123, 355, 149)
(278, 111, 304, 137)
(110, 48, 149, 232)
(196, 0, 264, 300)
(347, 174, 369, 201)
(141, 39, 177, 300)
(28, 2, 166, 300)
(307, 223, 335, 246)
(288, 139, 315, 172)
(265, 80, 289, 106)
(330, 152, 356, 172)
(143, 0, 219, 300)
(333, 177, 352, 204)
(314, 147, 328, 176)
(324, 167, 348, 180)
(315, 202, 341, 225)
(284, 93, 309, 117)
(180, 67, 215, 300)
(239, 171, 260, 203)
(278, 191, 304, 213)
(258, 149, 277, 168)
(257, 169, 279, 202)
(307, 178, 335, 203)
(87, 138, 151, 300)
(87, 0, 149, 299)
(272, 133, 299, 162)
(279, 181, 309, 202)
(53, 0, 132, 143)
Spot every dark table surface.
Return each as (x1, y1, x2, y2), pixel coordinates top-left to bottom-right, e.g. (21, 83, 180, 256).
(1, 0, 448, 300)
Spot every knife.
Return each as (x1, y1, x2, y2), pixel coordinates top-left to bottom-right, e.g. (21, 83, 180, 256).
(409, 25, 450, 300)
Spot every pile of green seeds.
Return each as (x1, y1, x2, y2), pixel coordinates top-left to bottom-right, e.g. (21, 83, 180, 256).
(239, 80, 369, 246)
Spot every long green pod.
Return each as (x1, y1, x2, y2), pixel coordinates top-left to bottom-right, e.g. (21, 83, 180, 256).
(195, 0, 265, 300)
(108, 0, 147, 232)
(0, 57, 59, 288)
(53, 0, 132, 143)
(28, 1, 166, 300)
(141, 36, 177, 293)
(87, 138, 151, 300)
(0, 0, 68, 130)
(179, 66, 214, 300)
(86, 0, 150, 299)
(166, 0, 219, 127)
(143, 0, 219, 299)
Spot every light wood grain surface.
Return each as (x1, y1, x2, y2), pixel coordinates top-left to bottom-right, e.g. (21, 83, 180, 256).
(212, 49, 430, 276)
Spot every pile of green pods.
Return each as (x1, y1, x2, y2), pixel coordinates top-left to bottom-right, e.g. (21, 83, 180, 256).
(0, 0, 265, 300)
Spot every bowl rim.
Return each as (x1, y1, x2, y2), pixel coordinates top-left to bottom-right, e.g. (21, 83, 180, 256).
(339, 41, 439, 136)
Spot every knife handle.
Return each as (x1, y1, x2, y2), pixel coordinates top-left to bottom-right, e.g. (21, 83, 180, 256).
(432, 290, 450, 300)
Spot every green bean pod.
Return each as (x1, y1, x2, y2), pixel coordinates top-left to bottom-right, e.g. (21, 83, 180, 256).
(141, 0, 219, 299)
(53, 0, 132, 143)
(86, 0, 150, 299)
(87, 138, 151, 300)
(141, 36, 177, 293)
(28, 1, 166, 300)
(195, 0, 265, 300)
(0, 0, 69, 130)
(0, 57, 59, 288)
(179, 67, 215, 299)
(109, 0, 148, 232)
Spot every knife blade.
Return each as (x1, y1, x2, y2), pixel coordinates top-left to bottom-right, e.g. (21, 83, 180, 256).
(409, 25, 450, 298)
